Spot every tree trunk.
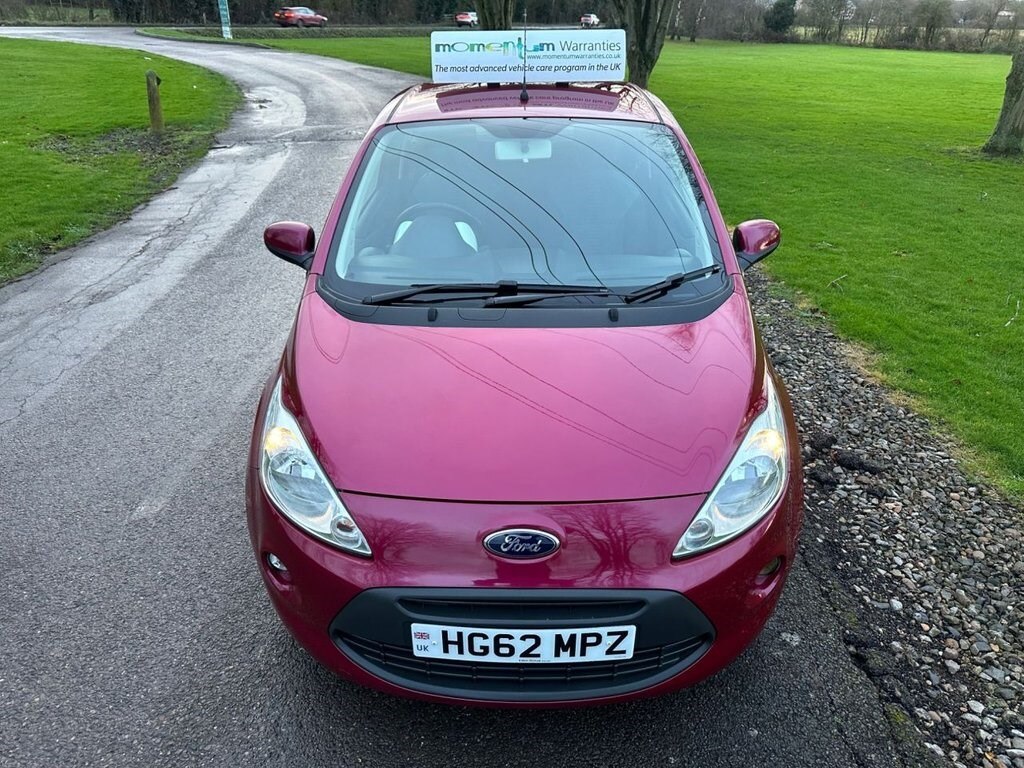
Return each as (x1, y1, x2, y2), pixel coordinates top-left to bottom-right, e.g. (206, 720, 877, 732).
(611, 0, 677, 88)
(478, 0, 515, 30)
(981, 0, 1006, 48)
(686, 0, 704, 43)
(984, 50, 1024, 156)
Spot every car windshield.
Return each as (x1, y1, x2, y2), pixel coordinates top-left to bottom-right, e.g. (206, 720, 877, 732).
(327, 117, 721, 297)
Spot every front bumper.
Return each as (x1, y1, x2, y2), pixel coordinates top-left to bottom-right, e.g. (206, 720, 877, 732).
(245, 465, 802, 707)
(331, 587, 714, 702)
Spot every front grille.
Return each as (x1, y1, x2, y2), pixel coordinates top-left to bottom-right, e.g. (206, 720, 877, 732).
(329, 588, 715, 702)
(338, 632, 710, 691)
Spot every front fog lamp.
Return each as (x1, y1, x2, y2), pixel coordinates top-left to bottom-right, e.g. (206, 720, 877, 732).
(259, 378, 371, 557)
(673, 375, 789, 559)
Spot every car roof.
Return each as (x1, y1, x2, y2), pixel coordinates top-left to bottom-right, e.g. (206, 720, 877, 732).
(382, 82, 672, 126)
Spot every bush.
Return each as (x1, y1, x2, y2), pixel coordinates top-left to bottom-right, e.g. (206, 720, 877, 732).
(764, 0, 797, 35)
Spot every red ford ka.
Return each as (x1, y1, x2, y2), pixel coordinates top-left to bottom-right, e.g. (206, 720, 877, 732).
(246, 79, 804, 706)
(273, 6, 328, 27)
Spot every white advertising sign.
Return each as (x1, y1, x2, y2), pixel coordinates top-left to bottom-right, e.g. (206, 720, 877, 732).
(430, 29, 626, 84)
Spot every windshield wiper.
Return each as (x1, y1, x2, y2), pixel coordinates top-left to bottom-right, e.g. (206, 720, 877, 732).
(483, 289, 613, 307)
(622, 265, 721, 304)
(362, 281, 606, 306)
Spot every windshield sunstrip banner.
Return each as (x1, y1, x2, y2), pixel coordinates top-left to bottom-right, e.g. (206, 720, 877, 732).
(430, 29, 626, 84)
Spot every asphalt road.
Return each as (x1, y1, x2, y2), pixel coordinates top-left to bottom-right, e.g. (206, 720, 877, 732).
(0, 28, 919, 768)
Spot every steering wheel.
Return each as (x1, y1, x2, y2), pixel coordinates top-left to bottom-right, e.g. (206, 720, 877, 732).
(395, 202, 483, 239)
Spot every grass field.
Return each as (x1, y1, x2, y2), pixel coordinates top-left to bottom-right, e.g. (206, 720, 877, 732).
(0, 37, 240, 282)
(650, 44, 1024, 495)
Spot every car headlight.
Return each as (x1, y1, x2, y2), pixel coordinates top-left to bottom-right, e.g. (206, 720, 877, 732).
(673, 373, 789, 558)
(259, 377, 371, 557)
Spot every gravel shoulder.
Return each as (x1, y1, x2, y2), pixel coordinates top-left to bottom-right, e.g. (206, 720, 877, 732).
(750, 269, 1024, 768)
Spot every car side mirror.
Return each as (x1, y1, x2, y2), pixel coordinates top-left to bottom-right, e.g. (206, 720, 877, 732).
(264, 222, 315, 271)
(732, 219, 780, 271)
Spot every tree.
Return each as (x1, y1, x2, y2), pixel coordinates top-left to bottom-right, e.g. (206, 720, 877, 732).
(915, 0, 952, 48)
(984, 49, 1024, 155)
(851, 0, 884, 44)
(804, 0, 855, 41)
(700, 0, 765, 40)
(763, 0, 796, 34)
(977, 0, 1009, 46)
(872, 0, 914, 47)
(610, 0, 677, 87)
(1003, 0, 1023, 44)
(478, 0, 515, 29)
(672, 0, 707, 42)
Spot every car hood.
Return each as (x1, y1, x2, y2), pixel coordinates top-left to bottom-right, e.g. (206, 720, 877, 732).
(286, 280, 762, 502)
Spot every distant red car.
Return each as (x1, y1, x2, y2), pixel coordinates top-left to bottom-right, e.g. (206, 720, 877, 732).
(248, 80, 803, 707)
(273, 6, 327, 27)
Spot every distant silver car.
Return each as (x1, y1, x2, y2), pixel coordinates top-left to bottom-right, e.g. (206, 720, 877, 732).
(580, 13, 600, 28)
(455, 11, 478, 27)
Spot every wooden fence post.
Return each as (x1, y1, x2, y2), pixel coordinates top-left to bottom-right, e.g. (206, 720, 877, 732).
(146, 70, 164, 135)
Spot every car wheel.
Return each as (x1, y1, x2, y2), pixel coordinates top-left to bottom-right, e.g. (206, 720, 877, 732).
(296, 19, 305, 27)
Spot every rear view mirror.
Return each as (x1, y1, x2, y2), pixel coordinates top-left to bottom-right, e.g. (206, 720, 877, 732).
(732, 219, 780, 270)
(494, 139, 552, 162)
(264, 222, 315, 271)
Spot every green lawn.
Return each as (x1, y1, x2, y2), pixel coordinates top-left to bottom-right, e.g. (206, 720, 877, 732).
(255, 36, 434, 73)
(0, 38, 240, 282)
(651, 44, 1024, 497)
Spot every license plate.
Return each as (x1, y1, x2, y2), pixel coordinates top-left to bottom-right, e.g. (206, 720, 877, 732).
(410, 623, 636, 664)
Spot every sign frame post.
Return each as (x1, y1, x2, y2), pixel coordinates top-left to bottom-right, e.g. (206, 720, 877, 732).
(217, 0, 233, 40)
